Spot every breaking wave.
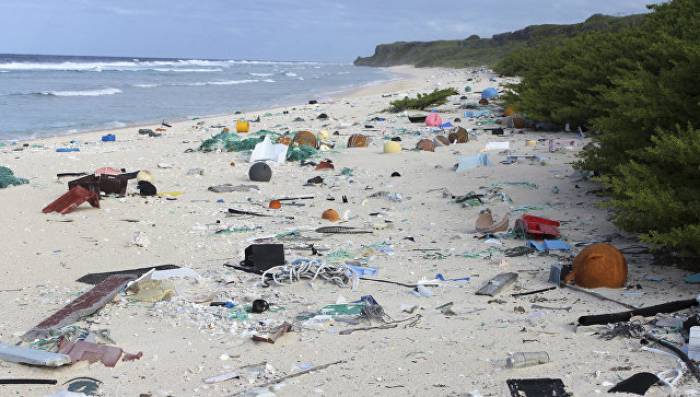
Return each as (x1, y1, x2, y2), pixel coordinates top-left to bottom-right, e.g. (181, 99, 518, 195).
(131, 79, 275, 88)
(131, 83, 158, 88)
(152, 68, 223, 73)
(39, 87, 123, 97)
(0, 59, 321, 72)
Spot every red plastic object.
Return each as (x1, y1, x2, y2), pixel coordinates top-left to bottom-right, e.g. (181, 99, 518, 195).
(58, 340, 123, 367)
(515, 214, 560, 239)
(42, 186, 100, 215)
(23, 274, 134, 341)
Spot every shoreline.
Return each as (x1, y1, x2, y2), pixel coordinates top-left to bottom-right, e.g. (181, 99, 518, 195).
(2, 65, 686, 397)
(1, 67, 411, 146)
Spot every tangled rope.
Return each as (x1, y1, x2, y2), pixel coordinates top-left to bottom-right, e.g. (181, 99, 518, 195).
(261, 258, 358, 288)
(362, 304, 392, 323)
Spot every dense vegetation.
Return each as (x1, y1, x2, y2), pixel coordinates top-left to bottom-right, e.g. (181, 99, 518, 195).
(388, 88, 458, 112)
(354, 14, 643, 68)
(497, 0, 700, 258)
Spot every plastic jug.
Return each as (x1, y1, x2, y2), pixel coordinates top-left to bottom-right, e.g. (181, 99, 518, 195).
(236, 119, 249, 133)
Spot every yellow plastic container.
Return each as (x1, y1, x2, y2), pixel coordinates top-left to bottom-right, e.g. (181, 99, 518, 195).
(236, 119, 249, 133)
(318, 129, 330, 141)
(136, 170, 154, 183)
(383, 141, 401, 154)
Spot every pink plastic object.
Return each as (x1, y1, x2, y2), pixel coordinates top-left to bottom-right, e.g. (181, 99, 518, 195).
(58, 340, 123, 367)
(95, 167, 121, 176)
(425, 113, 443, 127)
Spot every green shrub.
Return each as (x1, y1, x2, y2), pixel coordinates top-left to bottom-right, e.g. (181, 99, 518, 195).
(603, 125, 700, 256)
(500, 0, 700, 258)
(388, 88, 458, 112)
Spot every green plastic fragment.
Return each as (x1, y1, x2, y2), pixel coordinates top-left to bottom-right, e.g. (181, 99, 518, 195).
(511, 205, 546, 212)
(461, 248, 503, 258)
(319, 304, 365, 317)
(229, 309, 249, 321)
(215, 226, 261, 234)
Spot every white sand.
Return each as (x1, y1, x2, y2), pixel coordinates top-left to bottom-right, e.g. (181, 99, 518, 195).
(0, 66, 697, 397)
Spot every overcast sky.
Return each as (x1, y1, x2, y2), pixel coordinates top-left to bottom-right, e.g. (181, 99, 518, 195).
(0, 0, 661, 62)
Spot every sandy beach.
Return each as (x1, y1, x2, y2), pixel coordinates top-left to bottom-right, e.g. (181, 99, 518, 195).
(1, 66, 697, 397)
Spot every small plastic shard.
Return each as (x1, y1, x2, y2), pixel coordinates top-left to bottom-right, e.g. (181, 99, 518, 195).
(204, 371, 240, 384)
(476, 273, 518, 296)
(315, 226, 372, 234)
(121, 351, 143, 362)
(252, 322, 292, 344)
(0, 342, 71, 367)
(208, 184, 260, 193)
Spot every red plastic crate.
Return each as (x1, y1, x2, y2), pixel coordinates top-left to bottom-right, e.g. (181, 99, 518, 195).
(514, 214, 560, 239)
(42, 186, 100, 215)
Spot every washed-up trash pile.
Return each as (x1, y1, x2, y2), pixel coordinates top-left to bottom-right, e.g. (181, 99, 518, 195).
(7, 69, 698, 397)
(198, 130, 280, 152)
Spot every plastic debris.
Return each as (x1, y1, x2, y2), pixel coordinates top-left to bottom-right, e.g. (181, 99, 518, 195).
(476, 273, 518, 296)
(456, 154, 490, 172)
(0, 166, 29, 188)
(527, 239, 571, 252)
(250, 135, 288, 164)
(0, 343, 71, 367)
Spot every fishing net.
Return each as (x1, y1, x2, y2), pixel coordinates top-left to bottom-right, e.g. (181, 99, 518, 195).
(225, 137, 263, 152)
(198, 130, 282, 152)
(286, 145, 317, 162)
(0, 166, 28, 188)
(198, 131, 238, 152)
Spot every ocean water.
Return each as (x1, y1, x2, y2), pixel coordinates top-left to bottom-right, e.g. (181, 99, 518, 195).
(0, 54, 390, 140)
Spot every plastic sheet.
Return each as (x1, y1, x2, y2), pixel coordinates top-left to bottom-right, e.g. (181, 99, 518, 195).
(250, 136, 288, 164)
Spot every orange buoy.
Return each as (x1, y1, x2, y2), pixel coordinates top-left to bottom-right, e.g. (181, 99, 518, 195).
(347, 134, 369, 148)
(269, 199, 282, 209)
(322, 209, 340, 222)
(293, 130, 318, 148)
(564, 243, 628, 289)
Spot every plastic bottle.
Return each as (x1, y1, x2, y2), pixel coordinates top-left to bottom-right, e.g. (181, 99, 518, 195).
(505, 352, 550, 368)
